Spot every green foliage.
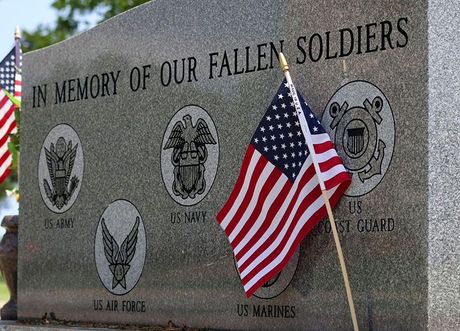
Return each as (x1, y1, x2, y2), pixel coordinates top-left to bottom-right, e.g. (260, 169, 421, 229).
(22, 0, 151, 52)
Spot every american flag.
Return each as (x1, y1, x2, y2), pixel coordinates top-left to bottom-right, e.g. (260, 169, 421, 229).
(217, 79, 351, 297)
(0, 46, 21, 184)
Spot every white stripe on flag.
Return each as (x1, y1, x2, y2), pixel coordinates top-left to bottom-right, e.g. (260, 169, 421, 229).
(0, 154, 12, 175)
(220, 151, 261, 229)
(236, 158, 314, 266)
(228, 162, 275, 241)
(233, 173, 288, 255)
(244, 185, 339, 291)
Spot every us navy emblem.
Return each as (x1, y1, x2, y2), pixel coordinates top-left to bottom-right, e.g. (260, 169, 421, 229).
(95, 200, 146, 295)
(322, 81, 395, 197)
(38, 124, 83, 213)
(161, 105, 219, 206)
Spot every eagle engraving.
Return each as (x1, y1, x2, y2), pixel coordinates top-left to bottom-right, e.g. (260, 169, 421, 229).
(43, 137, 80, 209)
(101, 217, 140, 290)
(163, 115, 216, 199)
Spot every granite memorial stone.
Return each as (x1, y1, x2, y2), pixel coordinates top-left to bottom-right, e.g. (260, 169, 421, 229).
(18, 0, 460, 330)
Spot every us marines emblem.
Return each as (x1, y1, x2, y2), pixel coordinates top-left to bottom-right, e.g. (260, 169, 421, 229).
(43, 137, 79, 210)
(322, 81, 395, 197)
(161, 105, 219, 206)
(95, 200, 146, 295)
(38, 124, 84, 213)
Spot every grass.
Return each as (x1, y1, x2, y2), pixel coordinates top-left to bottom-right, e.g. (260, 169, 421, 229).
(0, 276, 10, 302)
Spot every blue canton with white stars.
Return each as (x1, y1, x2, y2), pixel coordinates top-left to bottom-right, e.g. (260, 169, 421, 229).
(0, 48, 19, 94)
(251, 79, 325, 183)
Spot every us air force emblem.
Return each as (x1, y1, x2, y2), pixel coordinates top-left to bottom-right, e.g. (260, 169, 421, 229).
(95, 200, 146, 295)
(161, 105, 219, 206)
(322, 81, 395, 197)
(38, 124, 83, 213)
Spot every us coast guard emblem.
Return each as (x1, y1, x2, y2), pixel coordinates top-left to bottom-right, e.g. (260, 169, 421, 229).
(38, 124, 84, 213)
(95, 200, 146, 295)
(322, 81, 395, 197)
(161, 105, 219, 206)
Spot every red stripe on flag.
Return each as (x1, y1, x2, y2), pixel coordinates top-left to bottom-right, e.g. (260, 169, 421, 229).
(224, 156, 268, 236)
(230, 167, 283, 249)
(319, 155, 343, 173)
(0, 168, 11, 185)
(314, 141, 334, 154)
(0, 104, 16, 129)
(237, 164, 316, 271)
(234, 174, 292, 261)
(216, 146, 256, 224)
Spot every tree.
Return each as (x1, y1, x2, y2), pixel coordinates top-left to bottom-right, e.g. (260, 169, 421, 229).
(22, 0, 150, 52)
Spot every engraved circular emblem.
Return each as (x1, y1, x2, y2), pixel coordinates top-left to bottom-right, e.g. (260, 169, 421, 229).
(322, 81, 395, 197)
(38, 123, 84, 213)
(94, 200, 146, 295)
(161, 105, 219, 206)
(235, 248, 300, 299)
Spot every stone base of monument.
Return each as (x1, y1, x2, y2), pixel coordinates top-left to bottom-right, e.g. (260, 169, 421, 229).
(0, 321, 204, 331)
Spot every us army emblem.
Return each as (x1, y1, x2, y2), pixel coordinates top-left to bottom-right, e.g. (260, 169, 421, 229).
(322, 81, 395, 197)
(161, 105, 219, 206)
(38, 124, 84, 213)
(95, 200, 146, 295)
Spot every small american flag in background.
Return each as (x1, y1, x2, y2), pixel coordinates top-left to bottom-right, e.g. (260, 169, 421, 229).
(0, 46, 21, 184)
(216, 79, 351, 297)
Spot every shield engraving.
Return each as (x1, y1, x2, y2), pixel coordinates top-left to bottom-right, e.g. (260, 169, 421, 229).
(346, 127, 365, 156)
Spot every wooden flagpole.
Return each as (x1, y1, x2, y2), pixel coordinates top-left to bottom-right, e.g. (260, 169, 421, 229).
(279, 53, 359, 331)
(14, 26, 21, 202)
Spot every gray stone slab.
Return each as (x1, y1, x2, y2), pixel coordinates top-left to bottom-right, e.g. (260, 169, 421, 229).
(17, 0, 459, 330)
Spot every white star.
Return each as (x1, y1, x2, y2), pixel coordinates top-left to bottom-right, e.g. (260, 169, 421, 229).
(278, 94, 283, 99)
(272, 105, 278, 110)
(284, 83, 289, 88)
(281, 143, 286, 149)
(286, 123, 292, 128)
(304, 150, 308, 155)
(313, 126, 318, 132)
(272, 145, 278, 151)
(262, 136, 267, 142)
(266, 115, 272, 121)
(254, 138, 259, 143)
(284, 164, 289, 169)
(274, 155, 279, 160)
(309, 113, 314, 118)
(317, 120, 321, 124)
(292, 111, 297, 116)
(284, 113, 289, 118)
(292, 162, 296, 168)
(292, 173, 296, 178)
(281, 103, 286, 109)
(270, 135, 276, 141)
(277, 124, 283, 129)
(298, 141, 303, 146)
(295, 121, 300, 126)
(264, 146, 269, 152)
(298, 151, 302, 156)
(290, 142, 295, 148)
(287, 92, 292, 97)
(298, 161, 302, 167)
(288, 132, 293, 138)
(269, 125, 274, 131)
(290, 102, 294, 107)
(279, 134, 285, 139)
(291, 152, 296, 158)
(297, 131, 302, 136)
(283, 153, 288, 159)
(275, 114, 280, 120)
(260, 127, 265, 132)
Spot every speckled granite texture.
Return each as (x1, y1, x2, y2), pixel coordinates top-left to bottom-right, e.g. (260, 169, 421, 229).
(427, 1, 460, 330)
(17, 0, 458, 330)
